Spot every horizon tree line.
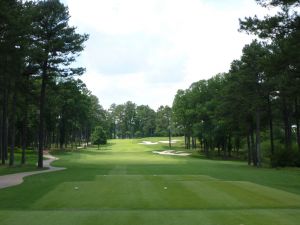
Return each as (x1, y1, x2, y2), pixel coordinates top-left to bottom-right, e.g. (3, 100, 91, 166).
(106, 102, 175, 139)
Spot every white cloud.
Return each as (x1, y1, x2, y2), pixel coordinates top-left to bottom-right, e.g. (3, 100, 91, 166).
(63, 0, 274, 109)
(80, 70, 181, 110)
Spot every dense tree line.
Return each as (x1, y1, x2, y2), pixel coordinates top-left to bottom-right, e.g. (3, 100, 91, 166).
(0, 0, 108, 168)
(173, 0, 300, 167)
(107, 102, 175, 139)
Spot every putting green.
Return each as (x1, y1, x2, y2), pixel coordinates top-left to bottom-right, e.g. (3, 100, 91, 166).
(1, 139, 300, 225)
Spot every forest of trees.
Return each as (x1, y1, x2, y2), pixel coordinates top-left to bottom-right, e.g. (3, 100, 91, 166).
(1, 0, 299, 169)
(172, 0, 300, 167)
(0, 0, 107, 167)
(107, 102, 174, 139)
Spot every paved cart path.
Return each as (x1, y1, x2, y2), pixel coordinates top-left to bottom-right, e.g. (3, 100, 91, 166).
(0, 155, 65, 189)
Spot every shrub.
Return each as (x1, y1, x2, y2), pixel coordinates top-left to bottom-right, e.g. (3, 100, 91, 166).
(271, 148, 300, 167)
(91, 126, 107, 148)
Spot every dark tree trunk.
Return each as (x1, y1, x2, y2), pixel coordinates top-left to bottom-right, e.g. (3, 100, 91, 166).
(50, 131, 55, 149)
(21, 77, 29, 164)
(78, 130, 82, 147)
(222, 138, 227, 159)
(9, 85, 17, 166)
(250, 130, 257, 166)
(235, 137, 240, 157)
(44, 129, 48, 149)
(247, 135, 252, 165)
(192, 136, 195, 149)
(114, 123, 116, 139)
(227, 135, 232, 158)
(55, 126, 59, 149)
(38, 72, 47, 168)
(282, 97, 292, 151)
(21, 119, 27, 164)
(168, 128, 171, 149)
(2, 87, 8, 165)
(86, 127, 89, 147)
(295, 97, 300, 151)
(268, 95, 275, 155)
(4, 115, 8, 161)
(200, 139, 203, 150)
(192, 137, 196, 149)
(255, 110, 261, 167)
(0, 109, 2, 161)
(204, 139, 208, 156)
(185, 135, 191, 149)
(59, 115, 66, 149)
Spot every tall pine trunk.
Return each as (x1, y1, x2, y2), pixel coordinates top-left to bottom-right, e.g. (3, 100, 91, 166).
(59, 116, 66, 149)
(250, 129, 256, 166)
(21, 77, 29, 164)
(268, 95, 274, 155)
(0, 109, 2, 161)
(282, 97, 292, 151)
(222, 137, 227, 159)
(38, 71, 47, 168)
(1, 87, 8, 165)
(227, 135, 232, 158)
(9, 83, 17, 166)
(21, 118, 27, 164)
(204, 139, 208, 156)
(186, 134, 191, 149)
(255, 109, 261, 167)
(247, 135, 252, 165)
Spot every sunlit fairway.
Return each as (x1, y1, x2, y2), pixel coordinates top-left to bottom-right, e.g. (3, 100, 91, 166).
(1, 139, 300, 225)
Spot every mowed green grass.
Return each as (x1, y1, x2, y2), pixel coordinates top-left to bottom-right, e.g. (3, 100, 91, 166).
(0, 150, 40, 175)
(1, 138, 300, 225)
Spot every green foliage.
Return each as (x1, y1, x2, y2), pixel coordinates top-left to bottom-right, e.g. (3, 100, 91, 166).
(155, 105, 172, 137)
(255, 0, 300, 7)
(271, 148, 300, 167)
(91, 126, 107, 146)
(107, 103, 171, 139)
(134, 131, 143, 138)
(31, 0, 89, 75)
(135, 105, 156, 137)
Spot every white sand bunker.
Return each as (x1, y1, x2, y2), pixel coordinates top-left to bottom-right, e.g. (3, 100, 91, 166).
(153, 150, 191, 156)
(158, 139, 181, 144)
(139, 139, 182, 145)
(139, 141, 158, 145)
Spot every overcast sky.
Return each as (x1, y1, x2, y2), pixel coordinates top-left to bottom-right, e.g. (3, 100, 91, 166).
(61, 0, 271, 110)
